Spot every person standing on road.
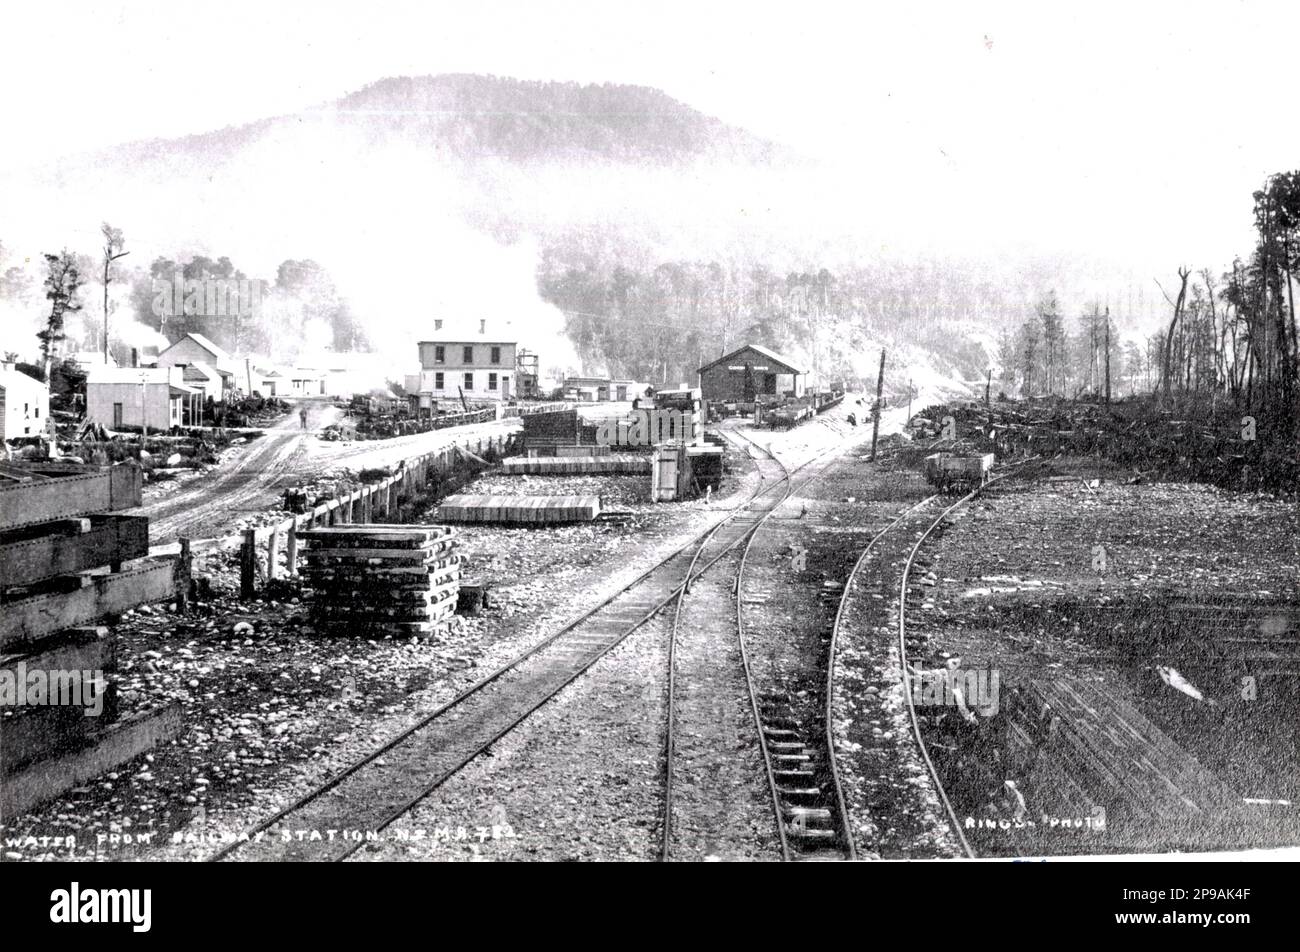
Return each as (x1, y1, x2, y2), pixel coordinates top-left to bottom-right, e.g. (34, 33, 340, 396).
(299, 406, 309, 431)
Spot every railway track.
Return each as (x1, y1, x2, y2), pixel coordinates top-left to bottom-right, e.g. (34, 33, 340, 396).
(659, 428, 794, 860)
(893, 461, 1042, 859)
(213, 422, 839, 861)
(695, 426, 965, 861)
(824, 491, 939, 853)
(733, 435, 858, 860)
(663, 423, 885, 860)
(819, 452, 1042, 859)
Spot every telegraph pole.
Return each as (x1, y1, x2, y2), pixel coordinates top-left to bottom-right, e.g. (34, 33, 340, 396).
(985, 367, 993, 436)
(870, 349, 886, 461)
(139, 369, 149, 445)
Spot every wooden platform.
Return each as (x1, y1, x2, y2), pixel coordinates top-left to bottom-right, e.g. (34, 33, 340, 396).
(436, 494, 601, 524)
(500, 455, 650, 475)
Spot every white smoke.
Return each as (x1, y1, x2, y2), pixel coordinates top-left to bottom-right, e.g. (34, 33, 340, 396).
(1, 121, 584, 380)
(110, 315, 169, 352)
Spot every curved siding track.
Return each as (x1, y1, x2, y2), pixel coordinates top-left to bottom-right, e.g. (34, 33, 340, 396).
(830, 457, 1039, 858)
(896, 464, 1041, 858)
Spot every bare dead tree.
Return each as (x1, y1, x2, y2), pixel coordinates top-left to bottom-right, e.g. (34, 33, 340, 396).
(101, 223, 129, 362)
(1155, 266, 1191, 403)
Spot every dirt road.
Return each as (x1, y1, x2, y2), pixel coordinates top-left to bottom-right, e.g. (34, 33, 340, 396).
(135, 401, 519, 544)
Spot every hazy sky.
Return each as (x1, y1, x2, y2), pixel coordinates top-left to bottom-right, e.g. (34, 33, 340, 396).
(2, 0, 1297, 266)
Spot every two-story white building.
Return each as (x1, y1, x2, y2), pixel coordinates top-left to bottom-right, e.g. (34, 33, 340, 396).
(407, 336, 518, 406)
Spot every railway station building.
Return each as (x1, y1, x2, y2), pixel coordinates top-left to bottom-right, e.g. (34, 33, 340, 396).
(697, 343, 806, 403)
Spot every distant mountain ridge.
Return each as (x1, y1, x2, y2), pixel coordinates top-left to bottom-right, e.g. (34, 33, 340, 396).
(328, 74, 783, 164)
(40, 73, 784, 178)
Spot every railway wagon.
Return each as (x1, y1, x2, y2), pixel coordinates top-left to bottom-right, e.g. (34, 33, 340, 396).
(767, 403, 815, 428)
(924, 452, 994, 492)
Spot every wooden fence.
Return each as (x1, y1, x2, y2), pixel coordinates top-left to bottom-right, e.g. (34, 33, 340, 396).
(238, 431, 519, 596)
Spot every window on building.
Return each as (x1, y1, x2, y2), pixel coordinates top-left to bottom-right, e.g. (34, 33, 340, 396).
(434, 345, 445, 364)
(434, 372, 444, 389)
(488, 373, 498, 390)
(435, 319, 443, 331)
(463, 346, 474, 364)
(463, 372, 474, 390)
(490, 346, 501, 365)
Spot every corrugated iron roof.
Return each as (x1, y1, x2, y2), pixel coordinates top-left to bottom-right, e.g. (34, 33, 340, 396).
(698, 343, 805, 374)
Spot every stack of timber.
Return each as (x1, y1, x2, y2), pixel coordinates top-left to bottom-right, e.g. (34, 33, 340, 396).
(552, 444, 611, 457)
(521, 409, 601, 457)
(0, 462, 169, 647)
(500, 455, 649, 475)
(0, 461, 184, 822)
(298, 525, 461, 637)
(435, 494, 601, 524)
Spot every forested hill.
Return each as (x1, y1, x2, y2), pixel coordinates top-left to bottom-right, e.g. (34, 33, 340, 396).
(37, 74, 783, 177)
(330, 75, 783, 164)
(3, 73, 1159, 394)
